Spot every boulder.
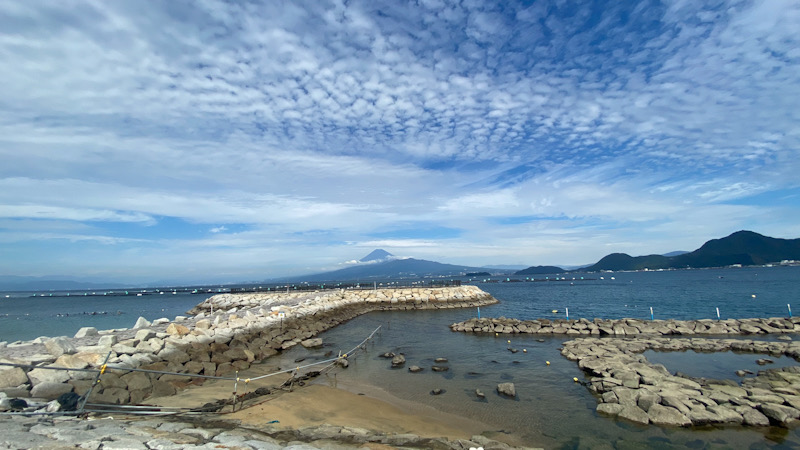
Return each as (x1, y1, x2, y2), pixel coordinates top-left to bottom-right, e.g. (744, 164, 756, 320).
(28, 367, 70, 386)
(391, 355, 406, 367)
(760, 403, 800, 426)
(618, 404, 650, 424)
(44, 337, 77, 357)
(597, 403, 624, 416)
(194, 319, 212, 330)
(74, 327, 98, 339)
(133, 316, 151, 329)
(98, 335, 118, 347)
(408, 365, 423, 373)
(0, 367, 28, 388)
(135, 329, 156, 342)
(30, 382, 73, 400)
(166, 323, 190, 336)
(647, 404, 690, 426)
(497, 382, 516, 398)
(300, 338, 323, 348)
(741, 407, 771, 426)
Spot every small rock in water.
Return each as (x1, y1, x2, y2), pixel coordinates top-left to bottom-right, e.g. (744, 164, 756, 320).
(777, 336, 792, 341)
(756, 358, 774, 365)
(434, 357, 448, 363)
(391, 354, 406, 367)
(476, 389, 485, 399)
(380, 352, 396, 359)
(497, 382, 516, 398)
(430, 388, 444, 395)
(735, 369, 754, 377)
(408, 365, 423, 373)
(508, 348, 518, 353)
(431, 365, 449, 372)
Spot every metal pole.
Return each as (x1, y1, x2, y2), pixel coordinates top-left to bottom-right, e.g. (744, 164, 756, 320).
(78, 351, 112, 414)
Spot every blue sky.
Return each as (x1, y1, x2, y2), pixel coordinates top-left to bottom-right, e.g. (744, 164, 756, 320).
(1, 0, 798, 284)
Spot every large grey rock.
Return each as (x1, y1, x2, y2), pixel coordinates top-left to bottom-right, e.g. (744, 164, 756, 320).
(618, 404, 650, 424)
(28, 366, 70, 386)
(74, 327, 98, 339)
(760, 403, 800, 426)
(597, 403, 624, 416)
(135, 329, 156, 342)
(133, 317, 151, 329)
(44, 337, 77, 357)
(742, 407, 771, 426)
(98, 335, 118, 347)
(0, 367, 28, 388)
(647, 404, 690, 426)
(496, 382, 516, 398)
(391, 354, 406, 367)
(300, 338, 323, 348)
(30, 382, 73, 400)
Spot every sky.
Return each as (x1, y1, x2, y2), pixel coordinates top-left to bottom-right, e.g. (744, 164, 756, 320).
(1, 0, 799, 284)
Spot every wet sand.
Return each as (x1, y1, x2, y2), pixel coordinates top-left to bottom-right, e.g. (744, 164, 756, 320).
(145, 363, 511, 444)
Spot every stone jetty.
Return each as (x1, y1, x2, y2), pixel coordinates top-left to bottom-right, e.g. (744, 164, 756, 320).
(451, 316, 800, 427)
(0, 414, 534, 449)
(450, 316, 800, 335)
(0, 286, 496, 407)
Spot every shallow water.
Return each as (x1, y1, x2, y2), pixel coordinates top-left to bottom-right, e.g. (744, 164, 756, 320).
(643, 349, 797, 380)
(307, 309, 800, 449)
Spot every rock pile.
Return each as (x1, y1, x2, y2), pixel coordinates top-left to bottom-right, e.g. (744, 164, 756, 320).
(561, 336, 800, 427)
(0, 286, 496, 406)
(0, 414, 538, 449)
(451, 317, 800, 336)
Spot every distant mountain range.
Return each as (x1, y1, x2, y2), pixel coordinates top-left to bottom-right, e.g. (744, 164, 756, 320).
(582, 230, 800, 271)
(285, 250, 506, 282)
(3, 231, 797, 290)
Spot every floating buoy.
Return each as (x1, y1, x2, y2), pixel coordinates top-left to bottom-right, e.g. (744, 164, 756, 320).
(546, 361, 550, 365)
(522, 349, 527, 353)
(551, 309, 558, 313)
(573, 377, 579, 383)
(507, 340, 511, 344)
(752, 294, 757, 298)
(495, 333, 498, 337)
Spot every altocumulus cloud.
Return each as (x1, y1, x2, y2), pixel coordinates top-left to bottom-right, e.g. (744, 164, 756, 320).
(0, 0, 798, 282)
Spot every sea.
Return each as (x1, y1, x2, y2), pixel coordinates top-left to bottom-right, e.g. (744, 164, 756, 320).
(2, 266, 800, 449)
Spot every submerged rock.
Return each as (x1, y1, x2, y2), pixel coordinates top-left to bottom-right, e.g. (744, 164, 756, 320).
(391, 354, 406, 367)
(496, 382, 516, 398)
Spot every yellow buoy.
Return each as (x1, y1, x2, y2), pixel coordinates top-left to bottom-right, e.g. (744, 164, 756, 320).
(546, 361, 550, 365)
(573, 377, 579, 383)
(752, 294, 757, 298)
(507, 340, 511, 344)
(522, 349, 527, 353)
(495, 332, 498, 337)
(551, 309, 558, 313)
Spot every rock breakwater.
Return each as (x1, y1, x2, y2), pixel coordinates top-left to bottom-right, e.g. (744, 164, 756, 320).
(450, 316, 800, 336)
(0, 286, 496, 407)
(0, 414, 535, 449)
(562, 336, 800, 427)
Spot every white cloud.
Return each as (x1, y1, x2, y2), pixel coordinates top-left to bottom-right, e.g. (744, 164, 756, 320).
(0, 0, 798, 280)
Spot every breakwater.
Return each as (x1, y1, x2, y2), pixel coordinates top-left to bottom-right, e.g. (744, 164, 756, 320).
(450, 316, 800, 335)
(450, 316, 800, 428)
(0, 286, 496, 407)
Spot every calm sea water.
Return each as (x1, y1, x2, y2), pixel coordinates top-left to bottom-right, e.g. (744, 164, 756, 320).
(2, 266, 799, 448)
